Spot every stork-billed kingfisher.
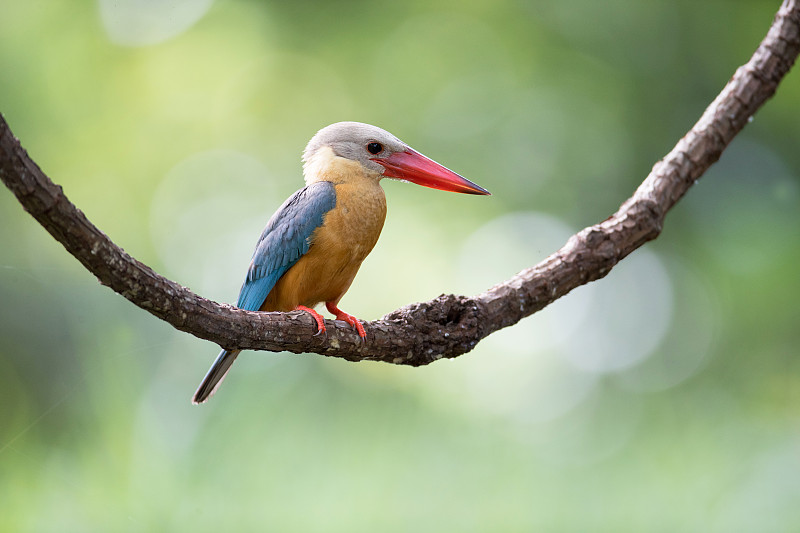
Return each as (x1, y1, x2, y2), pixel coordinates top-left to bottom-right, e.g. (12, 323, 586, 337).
(192, 122, 490, 404)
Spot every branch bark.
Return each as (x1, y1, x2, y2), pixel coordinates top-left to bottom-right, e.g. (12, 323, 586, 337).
(2, 1, 799, 365)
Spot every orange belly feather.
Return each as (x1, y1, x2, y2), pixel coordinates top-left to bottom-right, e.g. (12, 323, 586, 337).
(261, 178, 387, 312)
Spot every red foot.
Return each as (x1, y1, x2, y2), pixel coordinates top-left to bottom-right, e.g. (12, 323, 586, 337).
(296, 305, 326, 335)
(325, 302, 367, 338)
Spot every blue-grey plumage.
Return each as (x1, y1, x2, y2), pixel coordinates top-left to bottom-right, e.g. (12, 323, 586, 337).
(192, 348, 239, 403)
(238, 181, 337, 311)
(191, 182, 337, 404)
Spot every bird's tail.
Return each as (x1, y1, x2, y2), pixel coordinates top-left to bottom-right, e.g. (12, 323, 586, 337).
(192, 349, 241, 404)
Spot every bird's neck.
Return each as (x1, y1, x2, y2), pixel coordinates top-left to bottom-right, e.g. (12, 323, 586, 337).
(303, 146, 381, 188)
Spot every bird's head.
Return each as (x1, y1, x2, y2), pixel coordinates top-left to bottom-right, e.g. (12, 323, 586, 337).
(302, 122, 490, 195)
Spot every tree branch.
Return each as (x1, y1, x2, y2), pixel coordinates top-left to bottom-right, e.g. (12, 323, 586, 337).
(2, 1, 799, 365)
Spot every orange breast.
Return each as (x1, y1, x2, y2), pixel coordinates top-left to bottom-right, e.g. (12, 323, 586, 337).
(261, 179, 387, 312)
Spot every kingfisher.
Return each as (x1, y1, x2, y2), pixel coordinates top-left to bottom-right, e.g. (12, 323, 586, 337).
(192, 122, 490, 404)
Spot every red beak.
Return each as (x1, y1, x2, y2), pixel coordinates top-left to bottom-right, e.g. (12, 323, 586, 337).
(373, 149, 490, 195)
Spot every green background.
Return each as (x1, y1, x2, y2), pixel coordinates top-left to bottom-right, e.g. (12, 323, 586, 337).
(2, 0, 799, 531)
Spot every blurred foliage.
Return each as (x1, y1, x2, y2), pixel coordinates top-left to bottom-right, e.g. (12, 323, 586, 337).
(2, 0, 800, 531)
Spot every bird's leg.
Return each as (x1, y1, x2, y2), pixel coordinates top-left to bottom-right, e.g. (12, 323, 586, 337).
(325, 302, 367, 339)
(295, 305, 327, 336)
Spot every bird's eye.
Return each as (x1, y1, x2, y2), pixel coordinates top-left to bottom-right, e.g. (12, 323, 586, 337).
(367, 142, 383, 155)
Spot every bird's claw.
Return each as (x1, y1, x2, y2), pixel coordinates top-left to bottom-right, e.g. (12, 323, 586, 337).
(338, 314, 367, 342)
(325, 302, 367, 342)
(296, 305, 327, 338)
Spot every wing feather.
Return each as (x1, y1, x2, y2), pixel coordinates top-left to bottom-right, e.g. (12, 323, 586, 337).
(235, 181, 336, 311)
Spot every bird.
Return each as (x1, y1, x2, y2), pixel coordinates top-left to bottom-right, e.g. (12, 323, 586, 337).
(192, 121, 490, 404)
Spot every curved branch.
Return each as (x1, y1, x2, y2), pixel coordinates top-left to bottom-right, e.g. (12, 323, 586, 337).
(1, 1, 799, 365)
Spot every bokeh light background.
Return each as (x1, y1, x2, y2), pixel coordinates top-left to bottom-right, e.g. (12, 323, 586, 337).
(2, 1, 800, 531)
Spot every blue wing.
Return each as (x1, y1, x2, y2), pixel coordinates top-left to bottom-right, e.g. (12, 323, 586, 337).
(235, 181, 337, 311)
